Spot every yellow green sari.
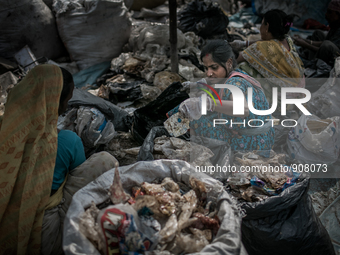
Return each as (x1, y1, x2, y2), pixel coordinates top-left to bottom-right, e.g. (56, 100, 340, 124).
(0, 65, 62, 254)
(239, 36, 305, 113)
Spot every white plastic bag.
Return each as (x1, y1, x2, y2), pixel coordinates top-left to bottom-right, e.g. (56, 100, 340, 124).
(287, 115, 340, 164)
(63, 160, 246, 255)
(307, 58, 340, 118)
(75, 107, 115, 148)
(53, 0, 131, 70)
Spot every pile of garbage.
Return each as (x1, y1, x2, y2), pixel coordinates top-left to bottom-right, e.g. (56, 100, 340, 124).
(1, 0, 340, 254)
(227, 151, 301, 202)
(80, 164, 219, 254)
(65, 160, 243, 255)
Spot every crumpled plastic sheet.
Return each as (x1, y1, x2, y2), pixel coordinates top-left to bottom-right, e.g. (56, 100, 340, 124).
(239, 173, 336, 255)
(69, 88, 130, 132)
(320, 194, 340, 254)
(57, 108, 78, 131)
(307, 58, 340, 118)
(137, 128, 232, 182)
(63, 159, 248, 255)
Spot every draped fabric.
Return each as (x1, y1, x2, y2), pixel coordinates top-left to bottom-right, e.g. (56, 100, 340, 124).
(240, 36, 305, 114)
(241, 36, 305, 89)
(0, 64, 62, 254)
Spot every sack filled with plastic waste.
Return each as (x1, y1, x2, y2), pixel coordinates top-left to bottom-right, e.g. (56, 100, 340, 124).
(287, 115, 340, 166)
(69, 88, 131, 132)
(0, 0, 66, 61)
(307, 58, 340, 118)
(239, 172, 335, 255)
(75, 106, 115, 149)
(178, 0, 229, 38)
(63, 159, 247, 255)
(53, 0, 131, 70)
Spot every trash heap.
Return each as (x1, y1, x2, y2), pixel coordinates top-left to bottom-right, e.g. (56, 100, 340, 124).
(226, 150, 301, 202)
(68, 160, 242, 255)
(80, 164, 219, 254)
(1, 0, 340, 254)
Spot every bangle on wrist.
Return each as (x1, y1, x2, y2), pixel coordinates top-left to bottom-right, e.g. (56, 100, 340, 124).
(207, 97, 215, 112)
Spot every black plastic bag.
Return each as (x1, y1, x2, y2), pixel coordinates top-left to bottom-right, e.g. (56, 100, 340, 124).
(108, 80, 144, 104)
(132, 82, 189, 144)
(137, 126, 170, 161)
(178, 0, 229, 38)
(240, 174, 335, 255)
(69, 88, 131, 132)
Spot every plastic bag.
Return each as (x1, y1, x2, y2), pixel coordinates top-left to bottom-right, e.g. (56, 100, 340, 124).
(57, 108, 78, 131)
(304, 59, 332, 93)
(69, 88, 131, 132)
(307, 59, 340, 118)
(97, 204, 157, 255)
(53, 0, 131, 70)
(319, 195, 340, 254)
(178, 0, 229, 38)
(164, 111, 190, 137)
(0, 0, 66, 61)
(75, 107, 115, 148)
(63, 159, 246, 255)
(137, 128, 232, 181)
(137, 126, 170, 161)
(132, 82, 189, 144)
(240, 173, 335, 255)
(136, 25, 186, 52)
(287, 115, 340, 165)
(108, 80, 144, 104)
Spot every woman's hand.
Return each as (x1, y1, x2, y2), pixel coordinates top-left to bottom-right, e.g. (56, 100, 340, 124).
(293, 37, 308, 47)
(293, 35, 308, 47)
(293, 34, 302, 40)
(179, 96, 215, 120)
(179, 97, 202, 120)
(181, 78, 208, 92)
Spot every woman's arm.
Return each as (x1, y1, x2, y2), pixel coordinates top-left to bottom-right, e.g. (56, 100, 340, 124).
(293, 35, 322, 52)
(214, 94, 250, 117)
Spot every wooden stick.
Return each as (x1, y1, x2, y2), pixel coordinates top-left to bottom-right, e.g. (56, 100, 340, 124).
(169, 0, 179, 73)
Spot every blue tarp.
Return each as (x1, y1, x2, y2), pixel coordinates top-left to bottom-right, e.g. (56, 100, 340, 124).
(72, 61, 111, 88)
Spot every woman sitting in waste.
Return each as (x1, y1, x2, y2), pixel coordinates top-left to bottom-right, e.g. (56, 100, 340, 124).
(231, 9, 305, 115)
(0, 64, 117, 254)
(168, 40, 274, 151)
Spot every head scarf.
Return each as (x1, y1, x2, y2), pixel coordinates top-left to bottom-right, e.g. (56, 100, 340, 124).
(328, 0, 340, 13)
(0, 64, 62, 254)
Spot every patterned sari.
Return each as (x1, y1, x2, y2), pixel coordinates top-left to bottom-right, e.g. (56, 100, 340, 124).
(191, 69, 275, 151)
(0, 65, 62, 254)
(239, 36, 305, 113)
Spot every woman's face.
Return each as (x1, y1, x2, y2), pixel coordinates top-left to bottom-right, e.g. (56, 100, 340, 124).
(202, 54, 227, 78)
(260, 18, 270, 40)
